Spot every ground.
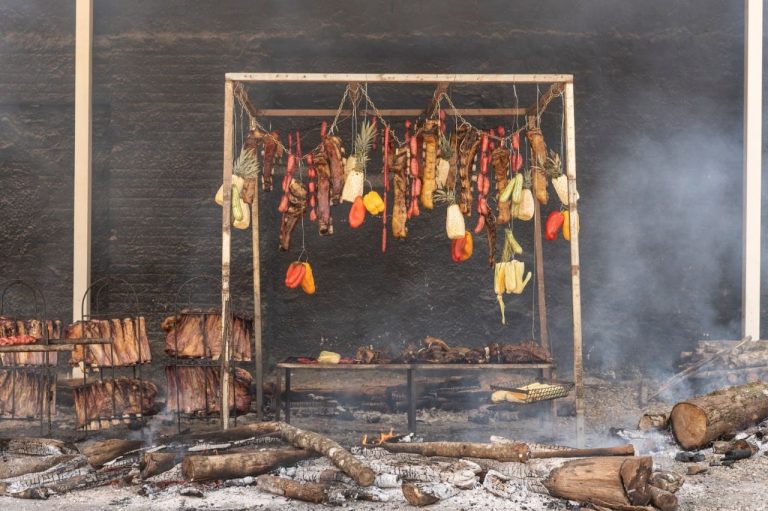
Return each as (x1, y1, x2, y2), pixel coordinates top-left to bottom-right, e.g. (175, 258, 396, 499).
(1, 374, 766, 510)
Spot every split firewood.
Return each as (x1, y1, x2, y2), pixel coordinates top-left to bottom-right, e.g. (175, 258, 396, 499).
(649, 485, 678, 511)
(140, 452, 182, 479)
(354, 447, 480, 489)
(669, 381, 768, 450)
(381, 441, 529, 462)
(182, 448, 315, 482)
(638, 411, 669, 431)
(80, 439, 143, 468)
(401, 482, 437, 506)
(255, 475, 335, 504)
(649, 471, 685, 493)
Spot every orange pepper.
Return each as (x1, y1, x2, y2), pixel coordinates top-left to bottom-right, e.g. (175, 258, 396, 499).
(460, 231, 473, 261)
(284, 262, 306, 289)
(349, 196, 366, 228)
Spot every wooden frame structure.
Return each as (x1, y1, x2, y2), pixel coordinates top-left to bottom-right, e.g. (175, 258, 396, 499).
(219, 73, 584, 445)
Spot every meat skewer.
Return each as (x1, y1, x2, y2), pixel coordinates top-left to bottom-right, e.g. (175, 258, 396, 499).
(278, 179, 308, 251)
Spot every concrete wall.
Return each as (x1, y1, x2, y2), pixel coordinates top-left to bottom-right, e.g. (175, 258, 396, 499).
(0, 1, 762, 377)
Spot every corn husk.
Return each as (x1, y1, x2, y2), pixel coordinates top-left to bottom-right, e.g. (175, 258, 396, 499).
(446, 204, 466, 240)
(317, 351, 341, 364)
(514, 189, 534, 221)
(503, 261, 517, 294)
(435, 158, 450, 188)
(494, 263, 507, 324)
(341, 170, 365, 203)
(510, 261, 531, 294)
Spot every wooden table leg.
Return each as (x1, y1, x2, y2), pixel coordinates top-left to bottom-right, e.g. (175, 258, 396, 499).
(407, 368, 416, 434)
(284, 368, 291, 424)
(274, 370, 282, 422)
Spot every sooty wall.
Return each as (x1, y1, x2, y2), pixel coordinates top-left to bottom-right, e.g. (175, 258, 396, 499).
(0, 0, 765, 378)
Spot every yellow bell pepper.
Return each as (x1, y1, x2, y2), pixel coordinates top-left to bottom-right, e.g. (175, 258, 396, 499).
(363, 191, 385, 215)
(301, 262, 316, 295)
(317, 351, 340, 364)
(562, 210, 580, 241)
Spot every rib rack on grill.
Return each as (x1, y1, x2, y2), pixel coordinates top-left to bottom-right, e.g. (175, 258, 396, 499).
(0, 369, 51, 418)
(66, 318, 152, 367)
(165, 366, 252, 415)
(73, 377, 158, 427)
(162, 311, 252, 361)
(0, 316, 62, 366)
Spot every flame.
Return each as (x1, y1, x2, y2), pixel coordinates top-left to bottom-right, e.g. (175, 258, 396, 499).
(362, 428, 396, 446)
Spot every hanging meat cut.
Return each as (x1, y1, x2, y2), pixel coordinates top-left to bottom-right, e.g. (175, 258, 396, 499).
(278, 179, 308, 251)
(0, 369, 51, 418)
(165, 366, 252, 415)
(457, 126, 480, 216)
(162, 311, 252, 361)
(66, 317, 152, 367)
(0, 317, 61, 366)
(73, 377, 158, 428)
(389, 146, 409, 239)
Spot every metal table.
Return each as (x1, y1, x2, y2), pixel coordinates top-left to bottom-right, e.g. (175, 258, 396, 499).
(275, 362, 556, 433)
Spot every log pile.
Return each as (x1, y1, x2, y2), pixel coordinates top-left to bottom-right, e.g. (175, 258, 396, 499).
(677, 339, 768, 381)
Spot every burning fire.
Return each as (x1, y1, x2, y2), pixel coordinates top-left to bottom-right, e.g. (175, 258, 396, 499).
(362, 428, 396, 446)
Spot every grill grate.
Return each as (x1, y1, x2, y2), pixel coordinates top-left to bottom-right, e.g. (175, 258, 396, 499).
(491, 379, 574, 403)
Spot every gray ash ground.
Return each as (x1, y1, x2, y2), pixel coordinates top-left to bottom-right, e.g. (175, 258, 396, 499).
(1, 374, 766, 510)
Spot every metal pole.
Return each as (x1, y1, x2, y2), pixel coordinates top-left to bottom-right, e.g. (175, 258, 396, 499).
(743, 0, 762, 340)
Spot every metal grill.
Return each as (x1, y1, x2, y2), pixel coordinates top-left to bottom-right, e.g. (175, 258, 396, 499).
(491, 379, 574, 403)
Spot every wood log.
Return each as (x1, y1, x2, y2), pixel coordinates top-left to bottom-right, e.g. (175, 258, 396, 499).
(0, 437, 78, 457)
(158, 421, 281, 446)
(638, 412, 669, 431)
(543, 456, 653, 510)
(0, 455, 79, 480)
(255, 475, 329, 504)
(531, 444, 635, 459)
(278, 422, 375, 486)
(402, 482, 438, 506)
(649, 485, 678, 511)
(80, 439, 144, 468)
(670, 381, 768, 450)
(182, 448, 314, 482)
(140, 452, 181, 479)
(381, 441, 529, 462)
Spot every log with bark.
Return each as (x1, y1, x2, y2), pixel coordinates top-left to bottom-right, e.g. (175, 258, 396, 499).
(638, 411, 669, 431)
(669, 381, 768, 450)
(140, 452, 182, 479)
(165, 366, 252, 415)
(162, 311, 252, 361)
(80, 439, 143, 468)
(255, 475, 333, 504)
(73, 377, 158, 427)
(381, 441, 530, 462)
(0, 437, 77, 457)
(402, 481, 457, 506)
(278, 178, 308, 251)
(182, 448, 314, 482)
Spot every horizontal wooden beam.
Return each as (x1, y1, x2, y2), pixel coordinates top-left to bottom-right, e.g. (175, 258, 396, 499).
(253, 107, 527, 117)
(226, 73, 573, 84)
(276, 363, 555, 370)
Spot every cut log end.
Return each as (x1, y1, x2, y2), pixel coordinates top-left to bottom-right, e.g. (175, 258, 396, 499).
(402, 482, 439, 507)
(670, 403, 708, 450)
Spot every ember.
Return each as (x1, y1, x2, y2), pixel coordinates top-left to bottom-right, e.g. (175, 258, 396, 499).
(362, 428, 397, 446)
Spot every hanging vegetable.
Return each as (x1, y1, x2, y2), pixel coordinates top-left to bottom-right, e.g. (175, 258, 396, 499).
(420, 119, 440, 209)
(363, 190, 385, 215)
(562, 210, 580, 241)
(445, 203, 465, 240)
(301, 262, 316, 295)
(450, 231, 473, 262)
(494, 263, 507, 324)
(238, 135, 261, 205)
(509, 260, 532, 294)
(552, 173, 569, 206)
(284, 262, 306, 289)
(435, 133, 453, 189)
(349, 196, 366, 228)
(545, 210, 565, 240)
(341, 120, 376, 203)
(500, 228, 523, 262)
(513, 187, 535, 221)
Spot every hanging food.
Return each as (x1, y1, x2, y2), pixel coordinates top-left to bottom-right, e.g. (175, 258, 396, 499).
(445, 203, 465, 240)
(491, 146, 512, 224)
(445, 131, 459, 191)
(233, 201, 250, 230)
(312, 145, 333, 235)
(562, 210, 580, 241)
(349, 196, 366, 228)
(494, 263, 507, 324)
(322, 129, 345, 204)
(451, 234, 466, 262)
(390, 146, 409, 239)
(363, 190, 385, 215)
(407, 135, 421, 218)
(261, 131, 283, 192)
(341, 120, 376, 203)
(525, 127, 549, 204)
(239, 134, 261, 205)
(500, 228, 523, 261)
(284, 262, 306, 289)
(453, 231, 473, 262)
(306, 153, 318, 222)
(509, 260, 532, 294)
(301, 262, 316, 295)
(278, 179, 308, 251)
(215, 174, 244, 206)
(513, 187, 535, 221)
(552, 173, 569, 205)
(545, 210, 565, 240)
(457, 125, 480, 216)
(420, 119, 440, 209)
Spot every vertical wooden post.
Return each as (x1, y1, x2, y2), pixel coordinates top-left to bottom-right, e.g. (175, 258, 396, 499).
(743, 0, 762, 340)
(252, 191, 263, 420)
(533, 199, 550, 351)
(72, 0, 92, 373)
(221, 79, 235, 430)
(563, 82, 584, 447)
